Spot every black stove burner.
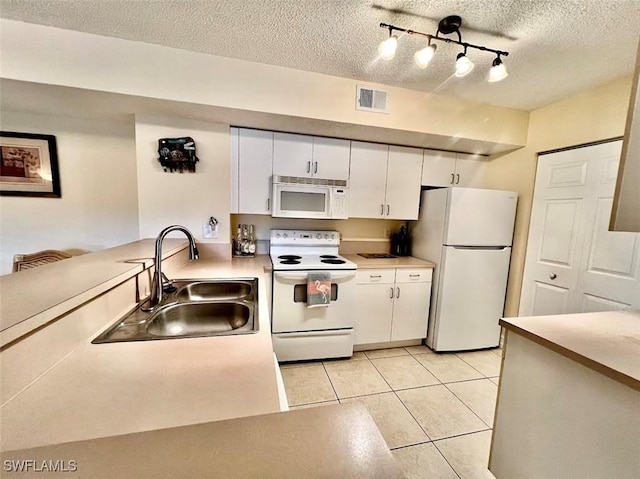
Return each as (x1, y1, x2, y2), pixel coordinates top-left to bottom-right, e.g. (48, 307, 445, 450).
(278, 255, 302, 260)
(321, 259, 346, 264)
(280, 259, 301, 265)
(320, 255, 338, 259)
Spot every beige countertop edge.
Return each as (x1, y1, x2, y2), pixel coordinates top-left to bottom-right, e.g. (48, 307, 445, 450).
(1, 403, 403, 479)
(344, 254, 436, 269)
(0, 240, 188, 347)
(500, 311, 640, 392)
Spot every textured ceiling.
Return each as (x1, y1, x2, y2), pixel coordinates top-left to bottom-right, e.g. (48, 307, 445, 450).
(1, 0, 639, 111)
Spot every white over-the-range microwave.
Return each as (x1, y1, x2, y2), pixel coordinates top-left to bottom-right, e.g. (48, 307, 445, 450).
(272, 176, 348, 219)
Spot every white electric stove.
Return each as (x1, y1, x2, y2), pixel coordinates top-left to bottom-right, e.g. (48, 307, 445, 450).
(270, 229, 357, 362)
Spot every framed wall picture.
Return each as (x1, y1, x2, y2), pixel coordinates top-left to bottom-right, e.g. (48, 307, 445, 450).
(0, 131, 61, 197)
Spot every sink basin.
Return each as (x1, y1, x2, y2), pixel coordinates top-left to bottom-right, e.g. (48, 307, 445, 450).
(173, 280, 253, 301)
(147, 302, 252, 337)
(91, 277, 259, 343)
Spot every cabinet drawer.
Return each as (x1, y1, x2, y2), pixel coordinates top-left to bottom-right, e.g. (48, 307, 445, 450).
(395, 268, 432, 283)
(356, 269, 396, 284)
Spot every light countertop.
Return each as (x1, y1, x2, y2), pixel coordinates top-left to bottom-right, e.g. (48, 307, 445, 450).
(344, 254, 435, 269)
(1, 255, 281, 452)
(500, 310, 640, 391)
(0, 239, 188, 346)
(2, 403, 403, 479)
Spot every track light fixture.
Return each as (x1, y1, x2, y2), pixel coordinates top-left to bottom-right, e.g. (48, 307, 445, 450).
(378, 15, 509, 82)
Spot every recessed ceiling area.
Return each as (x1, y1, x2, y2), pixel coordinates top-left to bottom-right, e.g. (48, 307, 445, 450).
(1, 0, 639, 111)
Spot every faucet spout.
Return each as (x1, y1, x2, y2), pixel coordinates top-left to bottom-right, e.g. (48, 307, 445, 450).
(144, 225, 199, 310)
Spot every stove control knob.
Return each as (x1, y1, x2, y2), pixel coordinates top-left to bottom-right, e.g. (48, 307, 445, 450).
(283, 233, 288, 239)
(324, 234, 329, 239)
(331, 233, 336, 239)
(316, 233, 322, 239)
(275, 233, 281, 239)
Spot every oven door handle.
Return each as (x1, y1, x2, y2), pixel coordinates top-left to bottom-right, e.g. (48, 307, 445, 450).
(274, 271, 356, 281)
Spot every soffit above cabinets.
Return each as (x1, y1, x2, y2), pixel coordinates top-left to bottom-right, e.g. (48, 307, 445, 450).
(0, 79, 523, 155)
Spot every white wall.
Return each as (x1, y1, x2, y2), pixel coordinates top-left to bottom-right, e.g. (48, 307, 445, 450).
(135, 115, 230, 244)
(0, 111, 139, 274)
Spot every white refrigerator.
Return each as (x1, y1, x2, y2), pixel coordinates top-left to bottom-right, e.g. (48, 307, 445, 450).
(412, 188, 517, 351)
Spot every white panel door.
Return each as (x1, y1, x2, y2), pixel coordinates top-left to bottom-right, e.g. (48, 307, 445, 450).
(445, 188, 517, 246)
(385, 145, 423, 220)
(238, 128, 273, 214)
(572, 142, 640, 311)
(422, 149, 456, 186)
(519, 148, 590, 316)
(312, 137, 350, 180)
(434, 246, 511, 351)
(273, 132, 313, 177)
(348, 141, 388, 218)
(520, 140, 639, 317)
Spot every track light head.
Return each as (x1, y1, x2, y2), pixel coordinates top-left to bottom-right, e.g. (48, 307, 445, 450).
(378, 33, 398, 60)
(414, 42, 437, 69)
(488, 56, 508, 82)
(455, 52, 474, 77)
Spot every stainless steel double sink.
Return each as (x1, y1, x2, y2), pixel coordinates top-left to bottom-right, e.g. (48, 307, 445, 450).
(92, 278, 259, 344)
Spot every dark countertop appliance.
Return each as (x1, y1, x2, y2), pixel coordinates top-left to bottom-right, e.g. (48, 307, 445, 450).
(391, 225, 411, 256)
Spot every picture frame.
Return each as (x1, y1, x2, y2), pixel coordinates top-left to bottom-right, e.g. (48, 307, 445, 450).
(0, 131, 61, 197)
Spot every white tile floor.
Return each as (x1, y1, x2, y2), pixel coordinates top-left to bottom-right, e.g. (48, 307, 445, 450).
(280, 346, 503, 479)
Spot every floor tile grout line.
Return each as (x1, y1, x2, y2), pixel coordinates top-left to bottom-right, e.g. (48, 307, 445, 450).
(455, 351, 500, 378)
(369, 353, 443, 390)
(431, 427, 494, 479)
(320, 361, 341, 403)
(443, 381, 495, 429)
(388, 438, 433, 451)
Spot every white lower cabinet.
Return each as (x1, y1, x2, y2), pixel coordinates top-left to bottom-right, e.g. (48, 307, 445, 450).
(354, 268, 432, 345)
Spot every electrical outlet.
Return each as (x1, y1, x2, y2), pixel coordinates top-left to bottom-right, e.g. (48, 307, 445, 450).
(203, 223, 218, 239)
(384, 228, 391, 238)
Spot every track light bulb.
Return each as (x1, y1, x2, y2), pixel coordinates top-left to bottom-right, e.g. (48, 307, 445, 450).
(488, 56, 508, 82)
(414, 43, 437, 69)
(378, 35, 398, 60)
(455, 52, 474, 77)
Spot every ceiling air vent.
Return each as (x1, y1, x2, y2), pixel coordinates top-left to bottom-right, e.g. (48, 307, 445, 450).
(356, 85, 389, 113)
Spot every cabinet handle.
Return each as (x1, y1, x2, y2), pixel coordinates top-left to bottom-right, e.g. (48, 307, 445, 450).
(307, 161, 311, 173)
(370, 274, 382, 280)
(409, 274, 420, 278)
(550, 273, 557, 280)
(450, 173, 455, 184)
(266, 198, 270, 211)
(456, 173, 460, 185)
(386, 204, 390, 216)
(314, 162, 318, 174)
(389, 287, 394, 298)
(396, 287, 400, 298)
(380, 204, 384, 216)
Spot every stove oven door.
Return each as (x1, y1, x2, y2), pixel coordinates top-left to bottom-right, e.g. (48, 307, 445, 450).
(271, 270, 356, 333)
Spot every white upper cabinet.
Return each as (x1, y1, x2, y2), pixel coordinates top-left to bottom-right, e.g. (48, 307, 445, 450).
(349, 141, 388, 218)
(349, 142, 423, 220)
(422, 149, 487, 187)
(312, 137, 350, 180)
(231, 127, 273, 215)
(273, 133, 349, 180)
(273, 132, 313, 178)
(385, 146, 424, 219)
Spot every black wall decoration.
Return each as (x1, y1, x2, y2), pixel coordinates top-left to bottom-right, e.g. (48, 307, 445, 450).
(157, 137, 199, 173)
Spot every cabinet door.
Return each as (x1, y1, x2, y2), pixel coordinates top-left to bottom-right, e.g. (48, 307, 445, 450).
(312, 137, 350, 180)
(391, 281, 431, 341)
(273, 132, 313, 177)
(354, 283, 394, 345)
(230, 127, 239, 213)
(385, 146, 423, 220)
(455, 153, 487, 187)
(348, 141, 388, 218)
(422, 149, 456, 187)
(238, 129, 273, 214)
